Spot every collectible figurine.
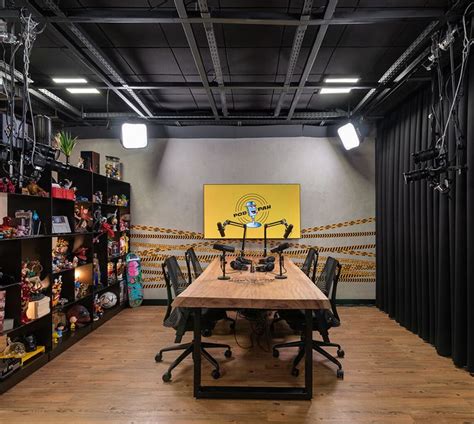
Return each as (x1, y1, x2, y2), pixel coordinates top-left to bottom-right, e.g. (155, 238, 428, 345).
(24, 180, 48, 197)
(93, 218, 114, 243)
(73, 247, 89, 265)
(59, 179, 73, 190)
(107, 262, 116, 284)
(74, 279, 89, 300)
(52, 238, 73, 272)
(119, 234, 129, 256)
(74, 204, 93, 232)
(0, 177, 16, 194)
(20, 268, 31, 324)
(109, 210, 118, 232)
(105, 156, 121, 180)
(77, 157, 85, 169)
(93, 295, 104, 321)
(118, 194, 129, 207)
(93, 253, 101, 288)
(0, 216, 17, 239)
(69, 316, 77, 331)
(116, 259, 125, 281)
(52, 276, 63, 308)
(22, 260, 45, 302)
(93, 191, 103, 204)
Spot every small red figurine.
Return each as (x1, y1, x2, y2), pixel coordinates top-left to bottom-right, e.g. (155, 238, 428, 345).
(93, 218, 114, 243)
(6, 178, 16, 194)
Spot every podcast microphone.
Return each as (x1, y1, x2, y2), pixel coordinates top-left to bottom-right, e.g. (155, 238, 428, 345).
(217, 222, 226, 237)
(283, 224, 294, 239)
(271, 242, 290, 254)
(213, 243, 235, 253)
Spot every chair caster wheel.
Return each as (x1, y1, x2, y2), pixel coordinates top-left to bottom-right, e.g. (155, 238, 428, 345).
(272, 349, 279, 358)
(211, 369, 220, 379)
(337, 369, 344, 379)
(162, 372, 172, 382)
(224, 349, 232, 358)
(155, 353, 163, 362)
(202, 328, 212, 337)
(291, 368, 299, 377)
(337, 349, 345, 358)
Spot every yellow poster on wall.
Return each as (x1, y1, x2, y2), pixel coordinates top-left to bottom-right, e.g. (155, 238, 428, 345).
(204, 184, 301, 239)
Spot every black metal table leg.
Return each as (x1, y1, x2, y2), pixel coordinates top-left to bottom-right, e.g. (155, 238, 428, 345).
(305, 308, 313, 399)
(193, 307, 202, 398)
(192, 307, 313, 400)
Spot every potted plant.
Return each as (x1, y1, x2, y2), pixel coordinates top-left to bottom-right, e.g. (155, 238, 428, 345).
(56, 131, 77, 165)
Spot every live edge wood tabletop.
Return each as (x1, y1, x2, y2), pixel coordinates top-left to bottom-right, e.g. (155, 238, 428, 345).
(172, 257, 330, 310)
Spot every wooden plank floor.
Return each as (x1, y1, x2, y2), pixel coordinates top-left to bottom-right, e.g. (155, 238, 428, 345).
(0, 306, 473, 423)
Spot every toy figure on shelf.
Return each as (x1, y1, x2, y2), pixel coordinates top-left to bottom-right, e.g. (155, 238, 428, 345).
(107, 262, 116, 284)
(74, 279, 89, 300)
(119, 233, 129, 256)
(118, 194, 129, 207)
(20, 269, 31, 324)
(93, 295, 103, 321)
(116, 259, 125, 281)
(22, 260, 46, 301)
(74, 204, 93, 232)
(93, 218, 114, 243)
(93, 253, 101, 288)
(0, 177, 16, 193)
(77, 157, 85, 169)
(52, 276, 63, 308)
(23, 180, 48, 197)
(52, 238, 73, 273)
(105, 156, 121, 180)
(73, 247, 89, 265)
(93, 191, 103, 204)
(109, 210, 118, 232)
(0, 216, 17, 239)
(93, 207, 103, 232)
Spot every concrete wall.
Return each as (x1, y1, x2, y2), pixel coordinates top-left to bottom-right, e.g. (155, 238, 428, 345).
(71, 136, 376, 300)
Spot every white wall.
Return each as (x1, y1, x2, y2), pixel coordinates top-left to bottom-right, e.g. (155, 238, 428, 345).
(71, 136, 375, 300)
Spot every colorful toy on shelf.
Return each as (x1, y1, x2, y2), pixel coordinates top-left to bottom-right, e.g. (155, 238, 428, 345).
(93, 253, 101, 288)
(74, 204, 93, 232)
(93, 191, 103, 204)
(93, 207, 103, 232)
(22, 180, 48, 197)
(93, 218, 114, 243)
(52, 238, 74, 273)
(93, 295, 103, 321)
(108, 210, 118, 232)
(108, 240, 120, 257)
(105, 155, 121, 180)
(66, 304, 91, 328)
(99, 291, 117, 309)
(51, 276, 63, 308)
(73, 246, 89, 265)
(119, 233, 129, 256)
(116, 259, 125, 282)
(77, 157, 85, 169)
(20, 269, 31, 324)
(74, 279, 89, 300)
(0, 216, 17, 239)
(0, 177, 16, 194)
(107, 262, 116, 284)
(108, 194, 129, 207)
(22, 260, 45, 301)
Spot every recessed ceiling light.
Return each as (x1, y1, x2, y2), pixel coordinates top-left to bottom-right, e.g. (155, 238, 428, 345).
(53, 77, 88, 84)
(324, 77, 359, 83)
(320, 87, 352, 94)
(66, 88, 100, 94)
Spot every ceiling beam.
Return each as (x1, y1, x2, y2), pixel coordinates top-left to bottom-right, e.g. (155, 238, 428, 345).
(40, 0, 154, 118)
(287, 0, 338, 120)
(197, 0, 228, 116)
(2, 8, 448, 26)
(274, 0, 313, 117)
(173, 0, 220, 119)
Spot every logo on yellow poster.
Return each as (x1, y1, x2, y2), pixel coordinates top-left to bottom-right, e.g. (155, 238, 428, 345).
(233, 194, 272, 228)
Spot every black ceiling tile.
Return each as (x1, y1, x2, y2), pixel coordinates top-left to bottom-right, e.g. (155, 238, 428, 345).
(223, 25, 284, 47)
(293, 93, 313, 109)
(301, 26, 346, 48)
(232, 94, 272, 111)
(151, 94, 197, 111)
(35, 32, 63, 48)
(324, 47, 388, 77)
(277, 47, 312, 76)
(95, 24, 168, 47)
(99, 48, 135, 75)
(29, 48, 96, 78)
(80, 24, 114, 48)
(270, 92, 292, 109)
(190, 24, 225, 48)
(115, 47, 182, 75)
(304, 47, 334, 75)
(193, 95, 213, 110)
(135, 74, 186, 83)
(162, 24, 191, 47)
(227, 48, 279, 75)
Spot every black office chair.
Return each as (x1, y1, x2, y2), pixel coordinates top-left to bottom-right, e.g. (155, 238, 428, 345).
(185, 247, 235, 332)
(272, 256, 345, 379)
(155, 256, 232, 382)
(271, 248, 319, 333)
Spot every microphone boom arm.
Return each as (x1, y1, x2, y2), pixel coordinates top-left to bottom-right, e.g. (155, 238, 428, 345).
(263, 219, 291, 257)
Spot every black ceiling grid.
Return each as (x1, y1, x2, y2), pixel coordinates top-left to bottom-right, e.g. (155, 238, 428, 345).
(2, 0, 457, 125)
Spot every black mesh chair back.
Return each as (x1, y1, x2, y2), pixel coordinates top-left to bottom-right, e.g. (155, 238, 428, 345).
(162, 256, 190, 330)
(185, 247, 203, 285)
(315, 256, 342, 320)
(301, 248, 319, 282)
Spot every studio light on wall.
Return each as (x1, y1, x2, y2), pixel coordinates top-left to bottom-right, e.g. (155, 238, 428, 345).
(121, 122, 148, 149)
(337, 122, 362, 150)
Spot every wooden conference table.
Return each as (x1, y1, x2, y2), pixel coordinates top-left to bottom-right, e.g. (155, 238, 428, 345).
(173, 256, 330, 400)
